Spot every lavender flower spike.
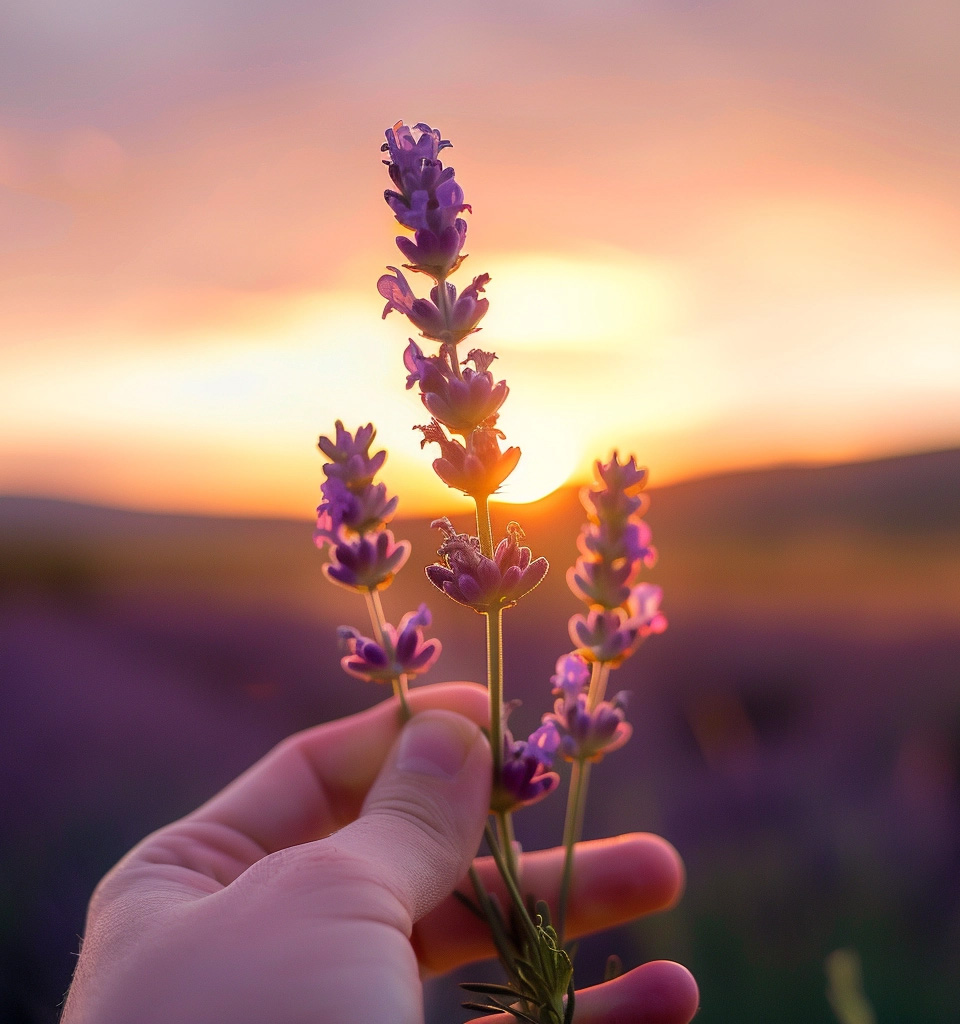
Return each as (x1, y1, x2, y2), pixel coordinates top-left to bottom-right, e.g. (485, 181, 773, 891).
(317, 420, 386, 487)
(415, 420, 521, 498)
(551, 652, 591, 704)
(381, 121, 469, 280)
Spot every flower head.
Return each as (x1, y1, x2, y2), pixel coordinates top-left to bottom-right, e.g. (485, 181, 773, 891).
(379, 268, 490, 345)
(551, 652, 591, 705)
(545, 692, 632, 763)
(315, 420, 412, 592)
(565, 451, 665, 667)
(404, 341, 507, 436)
(425, 519, 548, 612)
(492, 706, 561, 812)
(317, 420, 386, 488)
(568, 583, 666, 663)
(316, 476, 398, 542)
(415, 420, 520, 498)
(338, 604, 441, 683)
(319, 529, 411, 592)
(381, 121, 469, 280)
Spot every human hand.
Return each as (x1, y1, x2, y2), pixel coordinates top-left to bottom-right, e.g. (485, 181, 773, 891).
(61, 683, 698, 1024)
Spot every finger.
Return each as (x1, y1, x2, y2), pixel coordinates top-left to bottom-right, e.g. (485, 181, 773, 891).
(465, 960, 699, 1024)
(184, 682, 488, 855)
(309, 709, 493, 924)
(414, 833, 684, 974)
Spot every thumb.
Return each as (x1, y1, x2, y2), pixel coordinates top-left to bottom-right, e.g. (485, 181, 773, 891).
(328, 709, 492, 925)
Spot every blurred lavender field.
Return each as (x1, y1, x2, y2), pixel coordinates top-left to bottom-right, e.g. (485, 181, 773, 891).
(2, 448, 959, 1023)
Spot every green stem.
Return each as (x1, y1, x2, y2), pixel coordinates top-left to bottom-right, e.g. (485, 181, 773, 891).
(586, 660, 611, 711)
(364, 588, 411, 721)
(474, 494, 494, 558)
(558, 758, 591, 944)
(486, 606, 504, 798)
(484, 824, 539, 946)
(496, 808, 521, 891)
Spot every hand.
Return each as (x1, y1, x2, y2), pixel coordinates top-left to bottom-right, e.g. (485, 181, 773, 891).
(61, 683, 698, 1024)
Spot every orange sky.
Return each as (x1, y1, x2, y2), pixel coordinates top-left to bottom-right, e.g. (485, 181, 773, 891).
(1, 1, 959, 517)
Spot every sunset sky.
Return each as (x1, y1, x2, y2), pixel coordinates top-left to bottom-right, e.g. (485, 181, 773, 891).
(2, 1, 959, 517)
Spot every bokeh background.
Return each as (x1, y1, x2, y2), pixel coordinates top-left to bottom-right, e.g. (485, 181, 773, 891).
(2, 2, 959, 1021)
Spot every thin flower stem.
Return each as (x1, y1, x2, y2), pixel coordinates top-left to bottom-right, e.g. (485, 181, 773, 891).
(586, 660, 611, 711)
(364, 588, 411, 721)
(475, 506, 521, 918)
(364, 589, 387, 644)
(496, 808, 521, 890)
(557, 757, 591, 944)
(486, 606, 505, 799)
(484, 823, 539, 945)
(474, 494, 494, 559)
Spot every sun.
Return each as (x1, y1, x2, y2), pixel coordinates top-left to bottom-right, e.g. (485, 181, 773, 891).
(489, 406, 583, 505)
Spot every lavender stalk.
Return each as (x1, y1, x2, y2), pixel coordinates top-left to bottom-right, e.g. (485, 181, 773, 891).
(548, 454, 668, 942)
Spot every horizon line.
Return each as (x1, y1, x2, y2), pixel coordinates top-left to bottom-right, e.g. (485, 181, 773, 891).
(2, 443, 957, 525)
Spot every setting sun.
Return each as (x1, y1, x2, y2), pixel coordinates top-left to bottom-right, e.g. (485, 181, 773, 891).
(489, 404, 583, 504)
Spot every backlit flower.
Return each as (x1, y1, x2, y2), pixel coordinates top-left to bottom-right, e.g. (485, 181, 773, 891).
(425, 518, 548, 611)
(492, 707, 561, 812)
(545, 692, 632, 763)
(381, 121, 470, 279)
(404, 341, 507, 435)
(320, 529, 410, 592)
(415, 420, 520, 498)
(338, 604, 441, 683)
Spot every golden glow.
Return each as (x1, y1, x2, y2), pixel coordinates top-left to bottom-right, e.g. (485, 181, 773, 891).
(489, 404, 583, 505)
(480, 252, 684, 350)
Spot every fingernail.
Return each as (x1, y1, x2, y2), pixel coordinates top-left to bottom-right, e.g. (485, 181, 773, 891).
(396, 711, 477, 780)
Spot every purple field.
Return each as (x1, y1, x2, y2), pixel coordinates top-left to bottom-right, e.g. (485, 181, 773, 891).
(2, 448, 959, 1023)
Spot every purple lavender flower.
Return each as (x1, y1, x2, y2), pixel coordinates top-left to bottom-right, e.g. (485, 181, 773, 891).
(317, 420, 386, 488)
(595, 452, 648, 496)
(319, 528, 411, 592)
(492, 710, 561, 813)
(381, 121, 469, 280)
(545, 691, 632, 763)
(415, 420, 520, 498)
(379, 268, 490, 345)
(550, 652, 591, 704)
(568, 583, 666, 663)
(576, 518, 657, 570)
(382, 122, 454, 214)
(404, 341, 508, 435)
(316, 476, 398, 541)
(338, 604, 441, 683)
(566, 555, 636, 610)
(565, 452, 666, 665)
(315, 420, 413, 592)
(425, 518, 548, 612)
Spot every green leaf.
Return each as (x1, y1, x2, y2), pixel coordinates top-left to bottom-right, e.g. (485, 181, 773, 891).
(461, 982, 528, 997)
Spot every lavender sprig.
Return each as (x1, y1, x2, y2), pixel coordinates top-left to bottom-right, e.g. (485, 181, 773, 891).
(315, 420, 444, 719)
(550, 453, 667, 941)
(380, 121, 574, 1020)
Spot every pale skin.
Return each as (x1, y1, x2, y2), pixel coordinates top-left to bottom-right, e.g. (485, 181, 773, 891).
(61, 683, 699, 1024)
